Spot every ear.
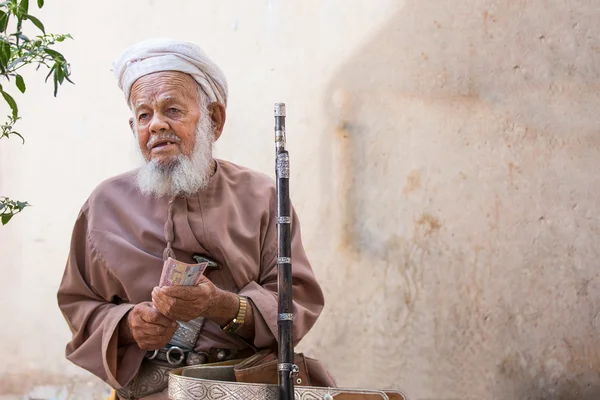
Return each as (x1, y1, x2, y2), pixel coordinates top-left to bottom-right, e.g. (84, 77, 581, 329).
(128, 117, 135, 135)
(207, 102, 226, 141)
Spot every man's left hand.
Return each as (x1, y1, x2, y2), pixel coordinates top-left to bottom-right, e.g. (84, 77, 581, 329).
(151, 277, 238, 324)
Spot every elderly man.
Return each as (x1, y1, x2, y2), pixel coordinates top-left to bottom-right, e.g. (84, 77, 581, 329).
(56, 39, 324, 399)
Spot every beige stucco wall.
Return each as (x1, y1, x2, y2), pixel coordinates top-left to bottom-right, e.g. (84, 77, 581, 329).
(2, 0, 600, 399)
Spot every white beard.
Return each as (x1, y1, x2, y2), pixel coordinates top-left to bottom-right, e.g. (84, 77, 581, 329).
(135, 114, 214, 197)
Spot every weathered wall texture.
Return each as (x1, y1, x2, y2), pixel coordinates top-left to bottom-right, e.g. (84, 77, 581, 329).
(1, 1, 600, 399)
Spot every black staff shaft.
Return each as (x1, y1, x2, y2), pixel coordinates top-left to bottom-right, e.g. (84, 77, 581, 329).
(274, 102, 295, 400)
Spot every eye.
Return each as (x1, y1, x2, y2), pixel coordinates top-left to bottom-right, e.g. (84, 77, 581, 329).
(167, 107, 179, 115)
(138, 113, 149, 121)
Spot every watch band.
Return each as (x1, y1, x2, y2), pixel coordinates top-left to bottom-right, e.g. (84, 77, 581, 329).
(223, 295, 248, 333)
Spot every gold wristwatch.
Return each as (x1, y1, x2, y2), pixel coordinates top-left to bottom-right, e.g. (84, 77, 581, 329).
(223, 295, 248, 333)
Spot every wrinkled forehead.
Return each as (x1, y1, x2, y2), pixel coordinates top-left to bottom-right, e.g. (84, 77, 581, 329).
(129, 71, 199, 107)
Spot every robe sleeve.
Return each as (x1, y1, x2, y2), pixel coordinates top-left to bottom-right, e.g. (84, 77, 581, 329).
(57, 206, 146, 389)
(238, 200, 324, 349)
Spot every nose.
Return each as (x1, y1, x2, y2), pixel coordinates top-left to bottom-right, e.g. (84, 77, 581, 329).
(149, 112, 170, 134)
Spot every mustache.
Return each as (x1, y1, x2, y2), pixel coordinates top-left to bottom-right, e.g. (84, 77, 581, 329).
(146, 132, 181, 150)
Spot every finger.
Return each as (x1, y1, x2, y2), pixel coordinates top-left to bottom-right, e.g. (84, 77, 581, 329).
(151, 295, 174, 319)
(152, 287, 178, 307)
(165, 297, 197, 317)
(137, 323, 172, 338)
(130, 322, 175, 343)
(157, 285, 206, 300)
(153, 297, 195, 321)
(130, 302, 152, 321)
(135, 326, 176, 343)
(153, 289, 198, 313)
(139, 305, 175, 327)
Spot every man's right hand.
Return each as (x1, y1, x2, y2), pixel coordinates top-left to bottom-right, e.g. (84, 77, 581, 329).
(121, 302, 178, 350)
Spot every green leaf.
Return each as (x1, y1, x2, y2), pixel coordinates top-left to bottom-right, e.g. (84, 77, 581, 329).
(11, 131, 24, 143)
(18, 0, 29, 17)
(56, 34, 73, 43)
(37, 0, 43, 7)
(55, 64, 64, 84)
(1, 214, 13, 225)
(44, 63, 56, 82)
(1, 89, 18, 119)
(53, 68, 58, 96)
(0, 39, 10, 72)
(15, 74, 25, 93)
(25, 14, 44, 33)
(43, 48, 62, 59)
(64, 67, 74, 84)
(15, 201, 29, 210)
(0, 10, 8, 32)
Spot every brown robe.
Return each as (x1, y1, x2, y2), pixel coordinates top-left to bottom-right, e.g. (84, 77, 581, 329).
(56, 159, 324, 393)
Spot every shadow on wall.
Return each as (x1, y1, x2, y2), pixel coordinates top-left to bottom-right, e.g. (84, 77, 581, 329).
(321, 0, 600, 398)
(326, 0, 600, 257)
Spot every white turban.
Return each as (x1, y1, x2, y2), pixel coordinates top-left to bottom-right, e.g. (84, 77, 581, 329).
(112, 38, 228, 107)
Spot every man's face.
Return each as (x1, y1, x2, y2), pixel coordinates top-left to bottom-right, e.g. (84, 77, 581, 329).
(129, 71, 202, 169)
